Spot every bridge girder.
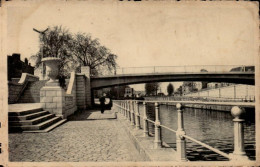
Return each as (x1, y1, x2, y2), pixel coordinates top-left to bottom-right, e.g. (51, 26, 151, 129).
(90, 72, 254, 89)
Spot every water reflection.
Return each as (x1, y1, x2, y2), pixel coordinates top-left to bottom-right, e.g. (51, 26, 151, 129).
(138, 103, 255, 161)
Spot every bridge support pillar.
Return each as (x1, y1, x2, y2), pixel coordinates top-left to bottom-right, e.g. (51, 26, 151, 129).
(81, 66, 92, 108)
(229, 106, 248, 161)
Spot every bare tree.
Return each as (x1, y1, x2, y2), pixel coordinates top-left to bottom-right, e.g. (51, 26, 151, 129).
(31, 26, 118, 77)
(69, 33, 117, 76)
(30, 26, 74, 77)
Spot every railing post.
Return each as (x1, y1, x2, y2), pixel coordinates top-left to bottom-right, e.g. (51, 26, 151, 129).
(128, 101, 131, 122)
(176, 103, 188, 161)
(130, 101, 135, 126)
(124, 101, 127, 119)
(123, 101, 126, 118)
(143, 102, 149, 137)
(154, 102, 162, 149)
(126, 101, 129, 120)
(120, 101, 122, 114)
(135, 101, 140, 129)
(229, 106, 248, 161)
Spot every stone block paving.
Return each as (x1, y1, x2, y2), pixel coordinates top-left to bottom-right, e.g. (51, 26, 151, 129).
(9, 110, 146, 162)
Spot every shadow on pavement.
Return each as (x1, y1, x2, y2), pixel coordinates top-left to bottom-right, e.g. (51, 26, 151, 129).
(67, 109, 116, 121)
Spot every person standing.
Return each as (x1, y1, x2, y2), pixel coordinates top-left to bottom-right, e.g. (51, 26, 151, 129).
(99, 93, 106, 114)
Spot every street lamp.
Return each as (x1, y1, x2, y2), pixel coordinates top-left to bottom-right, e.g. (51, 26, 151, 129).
(33, 28, 48, 79)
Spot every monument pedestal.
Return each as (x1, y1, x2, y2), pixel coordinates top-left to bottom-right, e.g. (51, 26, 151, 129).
(40, 85, 66, 119)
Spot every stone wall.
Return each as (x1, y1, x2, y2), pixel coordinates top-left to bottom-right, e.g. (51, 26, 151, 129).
(76, 74, 86, 110)
(39, 66, 92, 118)
(185, 84, 255, 100)
(8, 83, 26, 104)
(40, 72, 78, 119)
(8, 73, 39, 104)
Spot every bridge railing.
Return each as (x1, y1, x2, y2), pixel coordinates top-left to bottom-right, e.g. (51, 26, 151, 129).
(113, 100, 250, 161)
(145, 95, 255, 103)
(114, 65, 254, 75)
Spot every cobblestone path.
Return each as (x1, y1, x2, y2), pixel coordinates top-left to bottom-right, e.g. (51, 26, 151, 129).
(9, 110, 145, 162)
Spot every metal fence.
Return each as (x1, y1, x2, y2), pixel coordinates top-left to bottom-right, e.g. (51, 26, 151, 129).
(114, 65, 254, 75)
(113, 100, 251, 161)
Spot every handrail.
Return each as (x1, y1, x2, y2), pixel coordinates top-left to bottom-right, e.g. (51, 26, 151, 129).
(181, 134, 229, 158)
(113, 65, 255, 75)
(113, 100, 250, 161)
(114, 102, 228, 158)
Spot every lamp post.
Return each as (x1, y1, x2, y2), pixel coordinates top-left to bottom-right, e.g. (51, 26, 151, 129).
(33, 28, 49, 80)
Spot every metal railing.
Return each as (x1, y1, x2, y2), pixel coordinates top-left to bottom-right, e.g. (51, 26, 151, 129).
(145, 96, 255, 103)
(114, 65, 254, 75)
(113, 100, 250, 161)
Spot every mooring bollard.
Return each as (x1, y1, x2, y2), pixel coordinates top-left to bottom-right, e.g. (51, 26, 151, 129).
(154, 102, 162, 149)
(229, 106, 248, 161)
(143, 102, 149, 137)
(135, 101, 140, 129)
(130, 101, 135, 126)
(176, 103, 187, 161)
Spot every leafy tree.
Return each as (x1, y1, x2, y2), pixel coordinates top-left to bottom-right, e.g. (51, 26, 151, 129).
(69, 32, 117, 76)
(145, 82, 160, 96)
(176, 86, 183, 95)
(167, 83, 174, 96)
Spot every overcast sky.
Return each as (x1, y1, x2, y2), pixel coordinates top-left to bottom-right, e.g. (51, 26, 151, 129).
(5, 1, 258, 92)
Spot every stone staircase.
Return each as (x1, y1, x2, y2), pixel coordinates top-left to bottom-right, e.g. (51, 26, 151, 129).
(9, 106, 66, 133)
(18, 80, 47, 103)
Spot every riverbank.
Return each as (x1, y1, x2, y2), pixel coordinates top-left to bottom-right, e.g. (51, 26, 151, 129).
(144, 97, 255, 112)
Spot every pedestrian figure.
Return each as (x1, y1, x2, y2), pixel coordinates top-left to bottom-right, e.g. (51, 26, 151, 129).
(99, 93, 106, 114)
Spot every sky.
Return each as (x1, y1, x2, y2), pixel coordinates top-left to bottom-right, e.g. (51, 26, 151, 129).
(4, 1, 258, 93)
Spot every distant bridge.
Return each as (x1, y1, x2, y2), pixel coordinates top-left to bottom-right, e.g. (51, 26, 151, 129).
(90, 65, 255, 89)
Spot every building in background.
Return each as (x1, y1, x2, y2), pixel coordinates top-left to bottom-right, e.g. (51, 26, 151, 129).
(124, 87, 134, 97)
(134, 90, 146, 97)
(8, 53, 34, 81)
(182, 81, 202, 95)
(207, 82, 232, 89)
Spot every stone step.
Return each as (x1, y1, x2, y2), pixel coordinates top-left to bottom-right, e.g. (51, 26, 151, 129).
(8, 107, 43, 116)
(9, 110, 49, 121)
(9, 116, 62, 131)
(9, 114, 55, 126)
(24, 119, 67, 133)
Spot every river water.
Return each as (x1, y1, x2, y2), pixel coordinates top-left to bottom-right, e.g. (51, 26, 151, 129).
(136, 103, 255, 161)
